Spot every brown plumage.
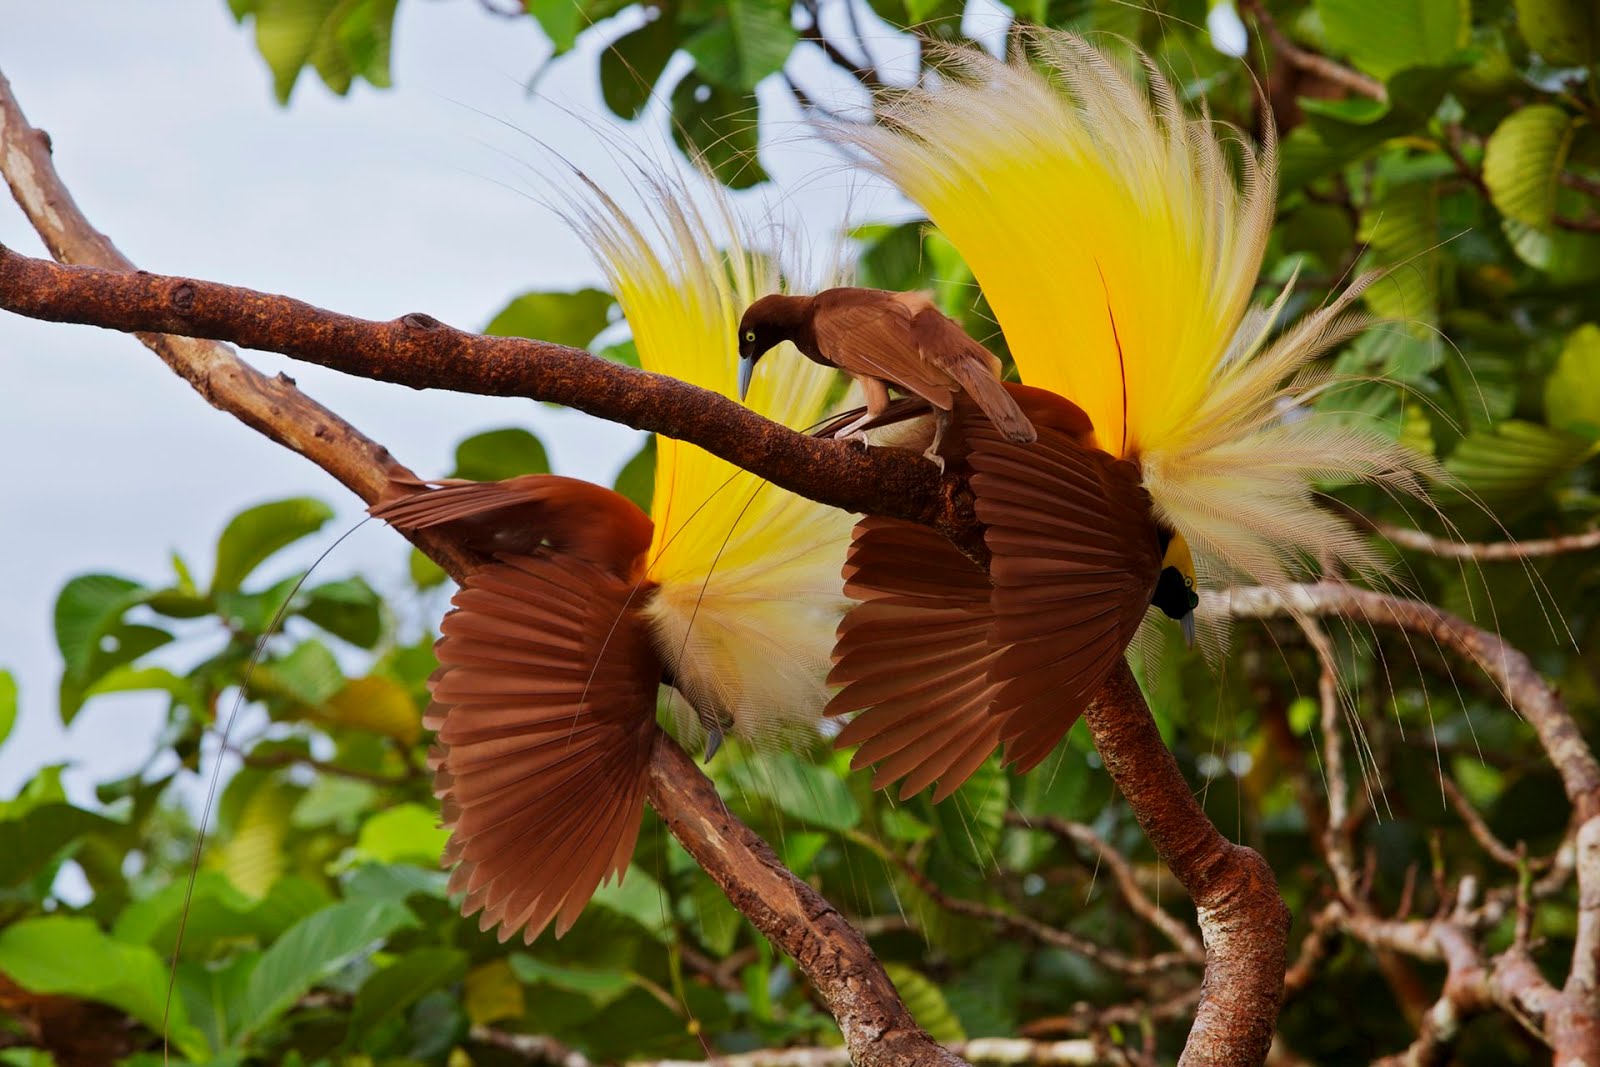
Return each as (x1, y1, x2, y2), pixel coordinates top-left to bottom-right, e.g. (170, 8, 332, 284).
(737, 288, 1036, 468)
(824, 384, 1168, 800)
(370, 475, 663, 942)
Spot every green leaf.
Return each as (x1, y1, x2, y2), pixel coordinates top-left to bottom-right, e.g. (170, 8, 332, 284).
(690, 871, 741, 955)
(1316, 0, 1469, 80)
(529, 0, 586, 54)
(928, 755, 1009, 869)
(409, 546, 449, 590)
(671, 74, 768, 189)
(464, 958, 525, 1026)
(1279, 66, 1459, 191)
(0, 803, 118, 888)
(259, 638, 345, 708)
(300, 576, 383, 648)
(211, 497, 335, 595)
(1358, 178, 1439, 326)
(355, 802, 449, 865)
(237, 898, 417, 1037)
(1444, 420, 1596, 503)
(728, 752, 861, 831)
(1513, 0, 1599, 66)
(684, 0, 798, 91)
(215, 778, 295, 898)
(1547, 324, 1600, 439)
(342, 862, 451, 901)
(247, 0, 399, 103)
(1484, 105, 1575, 228)
(1501, 217, 1600, 282)
(449, 427, 553, 482)
(0, 917, 208, 1059)
(612, 436, 656, 513)
(509, 954, 634, 1005)
(883, 964, 966, 1043)
(326, 674, 421, 742)
(601, 13, 680, 120)
(53, 573, 148, 679)
(0, 670, 15, 753)
(348, 947, 467, 1047)
(590, 865, 670, 936)
(485, 288, 613, 348)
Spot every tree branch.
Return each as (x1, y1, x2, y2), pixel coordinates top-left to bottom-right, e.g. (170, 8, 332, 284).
(1376, 522, 1600, 561)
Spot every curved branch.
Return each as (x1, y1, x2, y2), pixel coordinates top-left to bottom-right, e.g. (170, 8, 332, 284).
(0, 69, 959, 1067)
(1375, 522, 1600, 561)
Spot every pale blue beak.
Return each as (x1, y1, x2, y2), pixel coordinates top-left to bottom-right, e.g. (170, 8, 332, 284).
(1180, 611, 1196, 649)
(737, 355, 756, 402)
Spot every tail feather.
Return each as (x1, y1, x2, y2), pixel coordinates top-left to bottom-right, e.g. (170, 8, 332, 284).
(427, 551, 661, 943)
(948, 356, 1036, 443)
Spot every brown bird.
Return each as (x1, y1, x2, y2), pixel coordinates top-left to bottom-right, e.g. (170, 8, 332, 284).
(823, 383, 1197, 801)
(371, 474, 663, 941)
(737, 287, 1036, 469)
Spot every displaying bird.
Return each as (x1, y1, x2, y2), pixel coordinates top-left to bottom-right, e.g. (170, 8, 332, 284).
(737, 287, 1036, 468)
(822, 32, 1436, 800)
(371, 174, 854, 942)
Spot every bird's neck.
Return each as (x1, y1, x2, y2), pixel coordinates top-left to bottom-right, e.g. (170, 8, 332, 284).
(770, 294, 820, 359)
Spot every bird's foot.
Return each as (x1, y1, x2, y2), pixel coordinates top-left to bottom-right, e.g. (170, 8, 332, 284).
(921, 446, 946, 474)
(842, 429, 872, 452)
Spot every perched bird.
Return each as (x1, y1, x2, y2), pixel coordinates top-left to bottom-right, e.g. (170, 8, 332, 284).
(737, 287, 1036, 468)
(823, 33, 1436, 799)
(371, 174, 854, 942)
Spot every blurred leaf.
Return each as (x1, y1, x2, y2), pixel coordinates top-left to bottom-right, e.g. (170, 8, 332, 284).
(1484, 105, 1575, 228)
(211, 497, 335, 596)
(237, 898, 417, 1037)
(355, 802, 449, 865)
(1546, 323, 1600, 439)
(260, 638, 346, 708)
(486, 289, 613, 348)
(928, 756, 1009, 869)
(510, 954, 633, 1005)
(1501, 216, 1600, 282)
(326, 674, 421, 742)
(883, 963, 966, 1042)
(590, 865, 670, 936)
(0, 804, 118, 888)
(1317, 0, 1469, 79)
(1513, 0, 1598, 66)
(53, 573, 149, 679)
(245, 0, 399, 103)
(690, 871, 741, 954)
(529, 0, 586, 54)
(671, 74, 767, 189)
(684, 0, 797, 90)
(215, 778, 294, 898)
(1359, 178, 1440, 326)
(1444, 420, 1596, 503)
(0, 916, 208, 1058)
(0, 670, 15, 753)
(292, 776, 378, 829)
(464, 958, 525, 1026)
(343, 862, 451, 901)
(613, 435, 657, 512)
(348, 947, 467, 1046)
(1279, 66, 1460, 190)
(60, 622, 174, 725)
(729, 752, 861, 831)
(409, 545, 449, 590)
(449, 427, 553, 481)
(601, 13, 680, 119)
(301, 576, 383, 648)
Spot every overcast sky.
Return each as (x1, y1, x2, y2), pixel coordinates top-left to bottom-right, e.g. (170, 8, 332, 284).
(0, 1, 922, 805)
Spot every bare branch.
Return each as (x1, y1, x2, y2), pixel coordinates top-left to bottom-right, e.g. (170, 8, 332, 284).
(1239, 0, 1386, 102)
(1377, 522, 1600, 561)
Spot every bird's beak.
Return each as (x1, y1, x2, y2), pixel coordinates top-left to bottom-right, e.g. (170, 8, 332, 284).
(703, 724, 725, 763)
(1180, 610, 1196, 649)
(737, 355, 755, 402)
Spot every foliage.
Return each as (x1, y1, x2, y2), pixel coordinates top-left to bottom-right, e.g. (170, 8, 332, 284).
(3, 0, 1600, 1064)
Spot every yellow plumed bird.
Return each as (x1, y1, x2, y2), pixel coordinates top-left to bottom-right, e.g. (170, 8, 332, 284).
(372, 172, 853, 941)
(823, 31, 1439, 799)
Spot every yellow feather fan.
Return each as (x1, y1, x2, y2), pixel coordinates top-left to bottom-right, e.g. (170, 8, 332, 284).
(561, 173, 855, 745)
(837, 31, 1438, 590)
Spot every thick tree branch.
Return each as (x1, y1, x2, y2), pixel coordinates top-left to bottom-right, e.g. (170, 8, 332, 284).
(0, 68, 958, 1067)
(1086, 664, 1290, 1067)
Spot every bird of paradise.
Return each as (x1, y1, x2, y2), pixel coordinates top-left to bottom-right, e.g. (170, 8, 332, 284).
(374, 172, 854, 941)
(824, 32, 1437, 799)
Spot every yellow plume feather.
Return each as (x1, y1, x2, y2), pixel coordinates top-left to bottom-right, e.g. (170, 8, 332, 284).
(839, 32, 1437, 589)
(563, 173, 854, 745)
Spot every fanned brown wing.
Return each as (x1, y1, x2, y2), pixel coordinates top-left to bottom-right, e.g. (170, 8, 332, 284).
(965, 400, 1161, 773)
(371, 474, 653, 575)
(428, 551, 661, 942)
(812, 290, 957, 410)
(908, 309, 1036, 443)
(826, 517, 1004, 802)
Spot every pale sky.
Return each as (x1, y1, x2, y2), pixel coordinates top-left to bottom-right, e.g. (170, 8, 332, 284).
(0, 1, 915, 805)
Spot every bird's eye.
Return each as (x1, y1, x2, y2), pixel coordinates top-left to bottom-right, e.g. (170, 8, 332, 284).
(1184, 576, 1195, 591)
(744, 330, 756, 343)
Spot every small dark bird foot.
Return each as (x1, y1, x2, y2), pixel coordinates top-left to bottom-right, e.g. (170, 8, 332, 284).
(842, 430, 871, 452)
(702, 725, 725, 762)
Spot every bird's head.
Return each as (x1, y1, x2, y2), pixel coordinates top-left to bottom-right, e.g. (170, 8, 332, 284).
(737, 294, 805, 400)
(1151, 530, 1199, 647)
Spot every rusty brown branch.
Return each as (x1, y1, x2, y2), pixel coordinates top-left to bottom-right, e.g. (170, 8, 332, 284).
(1087, 664, 1290, 1067)
(0, 66, 961, 1067)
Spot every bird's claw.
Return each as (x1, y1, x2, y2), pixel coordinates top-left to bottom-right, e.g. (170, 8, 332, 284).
(921, 448, 946, 474)
(842, 430, 871, 451)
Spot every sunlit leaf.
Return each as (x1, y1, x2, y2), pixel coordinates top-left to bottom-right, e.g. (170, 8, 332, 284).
(215, 778, 295, 898)
(728, 751, 861, 831)
(355, 802, 449, 866)
(1546, 323, 1600, 439)
(883, 963, 966, 1043)
(0, 670, 16, 753)
(210, 497, 335, 596)
(464, 957, 525, 1026)
(1317, 0, 1469, 80)
(1484, 105, 1574, 228)
(326, 674, 420, 743)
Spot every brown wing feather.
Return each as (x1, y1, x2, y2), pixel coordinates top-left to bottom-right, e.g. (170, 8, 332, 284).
(827, 517, 1003, 802)
(372, 474, 653, 577)
(427, 551, 661, 942)
(964, 398, 1161, 772)
(812, 290, 956, 409)
(909, 310, 1036, 443)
